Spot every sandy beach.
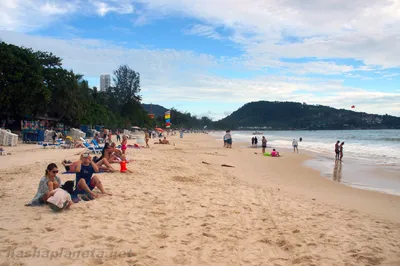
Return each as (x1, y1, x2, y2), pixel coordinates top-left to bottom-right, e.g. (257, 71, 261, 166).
(0, 133, 400, 266)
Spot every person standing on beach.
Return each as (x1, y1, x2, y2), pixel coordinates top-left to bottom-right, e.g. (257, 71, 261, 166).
(340, 142, 344, 161)
(254, 136, 258, 147)
(251, 137, 255, 147)
(116, 131, 121, 143)
(225, 130, 232, 148)
(335, 141, 340, 160)
(262, 136, 267, 153)
(292, 139, 298, 153)
(145, 130, 150, 148)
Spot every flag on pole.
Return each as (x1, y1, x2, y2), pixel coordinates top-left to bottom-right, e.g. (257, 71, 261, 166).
(165, 111, 171, 128)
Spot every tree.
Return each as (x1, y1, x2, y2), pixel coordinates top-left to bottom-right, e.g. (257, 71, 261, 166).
(112, 65, 141, 107)
(0, 42, 50, 119)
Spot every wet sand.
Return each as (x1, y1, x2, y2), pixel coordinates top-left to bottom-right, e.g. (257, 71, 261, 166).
(0, 134, 399, 265)
(305, 154, 400, 196)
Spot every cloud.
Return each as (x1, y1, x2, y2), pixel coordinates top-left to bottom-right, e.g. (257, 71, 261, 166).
(183, 24, 221, 40)
(0, 0, 79, 32)
(135, 0, 400, 68)
(91, 1, 135, 16)
(0, 0, 135, 32)
(2, 30, 399, 118)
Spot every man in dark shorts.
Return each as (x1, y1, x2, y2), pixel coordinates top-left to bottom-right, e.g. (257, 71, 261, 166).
(335, 140, 340, 160)
(262, 136, 267, 153)
(254, 136, 258, 147)
(251, 137, 255, 147)
(75, 153, 111, 199)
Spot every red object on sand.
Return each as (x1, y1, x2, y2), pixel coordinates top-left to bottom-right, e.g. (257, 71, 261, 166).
(120, 161, 127, 173)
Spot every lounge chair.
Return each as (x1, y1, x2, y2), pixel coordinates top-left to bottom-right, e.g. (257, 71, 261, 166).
(91, 139, 104, 149)
(82, 141, 102, 154)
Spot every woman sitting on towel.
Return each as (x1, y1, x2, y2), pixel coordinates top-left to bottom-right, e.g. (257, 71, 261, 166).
(92, 143, 117, 172)
(27, 163, 62, 206)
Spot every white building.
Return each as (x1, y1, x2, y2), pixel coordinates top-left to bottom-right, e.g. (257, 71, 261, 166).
(100, 74, 111, 91)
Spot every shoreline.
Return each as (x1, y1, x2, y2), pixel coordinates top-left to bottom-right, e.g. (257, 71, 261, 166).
(214, 138, 400, 222)
(211, 131, 400, 197)
(0, 134, 400, 265)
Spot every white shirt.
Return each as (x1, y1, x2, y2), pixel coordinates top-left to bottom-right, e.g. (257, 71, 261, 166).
(292, 140, 298, 146)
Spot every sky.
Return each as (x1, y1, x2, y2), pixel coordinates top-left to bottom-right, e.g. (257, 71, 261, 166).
(1, 0, 400, 120)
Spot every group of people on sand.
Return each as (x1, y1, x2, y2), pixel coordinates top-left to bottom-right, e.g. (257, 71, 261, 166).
(26, 139, 135, 212)
(27, 153, 112, 212)
(252, 136, 268, 151)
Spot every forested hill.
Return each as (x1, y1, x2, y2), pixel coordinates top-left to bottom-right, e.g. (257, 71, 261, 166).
(217, 101, 400, 130)
(141, 104, 168, 118)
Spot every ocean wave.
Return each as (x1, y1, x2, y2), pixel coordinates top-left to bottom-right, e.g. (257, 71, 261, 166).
(380, 137, 400, 142)
(209, 131, 400, 168)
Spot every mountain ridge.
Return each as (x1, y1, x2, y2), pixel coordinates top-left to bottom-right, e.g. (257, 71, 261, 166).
(217, 101, 400, 130)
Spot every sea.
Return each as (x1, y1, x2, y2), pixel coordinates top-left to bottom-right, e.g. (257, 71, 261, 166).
(209, 130, 400, 196)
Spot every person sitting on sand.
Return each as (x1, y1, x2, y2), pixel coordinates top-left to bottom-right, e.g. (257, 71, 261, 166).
(75, 153, 112, 199)
(27, 163, 61, 206)
(109, 142, 123, 161)
(154, 137, 170, 144)
(271, 149, 280, 157)
(92, 143, 117, 172)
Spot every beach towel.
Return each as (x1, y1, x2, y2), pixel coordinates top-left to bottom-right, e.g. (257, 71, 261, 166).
(61, 170, 106, 174)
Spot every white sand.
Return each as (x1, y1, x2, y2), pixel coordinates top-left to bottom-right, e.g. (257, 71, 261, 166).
(0, 134, 399, 265)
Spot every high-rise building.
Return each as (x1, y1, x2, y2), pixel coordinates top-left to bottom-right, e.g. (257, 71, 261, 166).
(100, 74, 111, 91)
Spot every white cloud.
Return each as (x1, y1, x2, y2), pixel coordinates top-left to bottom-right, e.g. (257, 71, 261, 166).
(1, 30, 399, 118)
(1, 1, 400, 118)
(0, 0, 135, 32)
(183, 24, 221, 40)
(135, 0, 400, 68)
(0, 0, 79, 32)
(91, 1, 135, 16)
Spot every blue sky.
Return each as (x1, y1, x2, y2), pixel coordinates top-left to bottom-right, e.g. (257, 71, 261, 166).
(1, 0, 399, 119)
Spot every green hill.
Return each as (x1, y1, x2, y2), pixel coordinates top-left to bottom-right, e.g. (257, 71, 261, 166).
(217, 101, 400, 130)
(141, 104, 169, 118)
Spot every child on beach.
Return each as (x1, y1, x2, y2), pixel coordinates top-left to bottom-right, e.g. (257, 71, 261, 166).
(121, 135, 128, 154)
(271, 149, 280, 157)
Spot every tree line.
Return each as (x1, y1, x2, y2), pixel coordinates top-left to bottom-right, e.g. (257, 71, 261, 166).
(0, 41, 210, 130)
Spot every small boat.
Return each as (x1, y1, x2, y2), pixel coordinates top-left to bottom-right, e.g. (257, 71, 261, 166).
(252, 131, 263, 135)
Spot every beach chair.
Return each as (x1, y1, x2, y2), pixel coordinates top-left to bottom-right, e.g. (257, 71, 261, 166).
(82, 141, 102, 154)
(91, 139, 103, 149)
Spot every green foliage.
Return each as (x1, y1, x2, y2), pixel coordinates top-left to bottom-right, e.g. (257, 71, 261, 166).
(0, 42, 153, 129)
(0, 42, 50, 118)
